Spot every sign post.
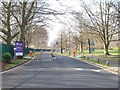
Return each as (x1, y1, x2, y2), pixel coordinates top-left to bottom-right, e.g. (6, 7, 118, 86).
(13, 48, 16, 60)
(90, 41, 95, 59)
(15, 41, 24, 59)
(73, 51, 76, 57)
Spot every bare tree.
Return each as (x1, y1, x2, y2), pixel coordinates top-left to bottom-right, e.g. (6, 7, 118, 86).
(11, 1, 37, 42)
(0, 2, 19, 44)
(30, 26, 48, 49)
(111, 1, 120, 26)
(77, 0, 119, 55)
(10, 0, 67, 43)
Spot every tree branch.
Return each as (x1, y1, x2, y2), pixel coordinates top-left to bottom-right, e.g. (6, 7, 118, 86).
(0, 28, 8, 35)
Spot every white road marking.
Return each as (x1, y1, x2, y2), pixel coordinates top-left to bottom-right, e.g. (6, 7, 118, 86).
(41, 59, 52, 61)
(75, 68, 101, 72)
(23, 68, 101, 72)
(91, 69, 101, 72)
(75, 68, 83, 70)
(53, 57, 56, 59)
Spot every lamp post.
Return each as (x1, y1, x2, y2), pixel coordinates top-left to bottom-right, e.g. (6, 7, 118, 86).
(56, 40, 58, 52)
(68, 31, 71, 55)
(61, 33, 63, 54)
(53, 44, 55, 51)
(80, 35, 83, 56)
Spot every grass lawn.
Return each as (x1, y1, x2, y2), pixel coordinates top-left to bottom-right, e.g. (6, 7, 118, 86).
(6, 59, 28, 69)
(79, 49, 119, 55)
(77, 47, 119, 62)
(5, 52, 40, 70)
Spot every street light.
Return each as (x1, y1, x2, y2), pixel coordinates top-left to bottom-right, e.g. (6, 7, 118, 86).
(56, 40, 58, 52)
(68, 31, 71, 55)
(80, 35, 83, 56)
(53, 44, 55, 51)
(61, 33, 63, 54)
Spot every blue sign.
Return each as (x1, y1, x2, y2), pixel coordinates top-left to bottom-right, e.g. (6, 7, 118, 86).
(15, 41, 24, 56)
(91, 41, 95, 46)
(90, 48, 95, 52)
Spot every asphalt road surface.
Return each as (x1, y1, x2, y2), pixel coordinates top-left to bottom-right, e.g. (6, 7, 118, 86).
(2, 52, 118, 89)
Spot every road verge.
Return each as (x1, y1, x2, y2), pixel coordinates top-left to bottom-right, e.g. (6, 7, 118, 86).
(1, 52, 39, 73)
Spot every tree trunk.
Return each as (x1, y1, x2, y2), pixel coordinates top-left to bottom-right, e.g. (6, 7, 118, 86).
(19, 25, 25, 42)
(80, 42, 83, 54)
(2, 63, 6, 70)
(75, 46, 78, 53)
(19, 2, 26, 42)
(19, 31, 25, 42)
(6, 3, 12, 45)
(88, 39, 91, 53)
(7, 37, 12, 45)
(104, 43, 110, 55)
(79, 44, 81, 54)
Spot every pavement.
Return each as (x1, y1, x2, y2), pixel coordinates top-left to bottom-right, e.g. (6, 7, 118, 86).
(84, 55, 119, 67)
(2, 52, 119, 89)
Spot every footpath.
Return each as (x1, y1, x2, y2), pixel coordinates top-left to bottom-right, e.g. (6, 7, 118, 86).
(84, 55, 119, 67)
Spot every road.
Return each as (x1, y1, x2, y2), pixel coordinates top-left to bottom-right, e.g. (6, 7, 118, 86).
(2, 52, 118, 89)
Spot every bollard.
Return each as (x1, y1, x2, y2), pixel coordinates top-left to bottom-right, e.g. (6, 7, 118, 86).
(97, 59, 99, 63)
(74, 55, 76, 57)
(29, 51, 33, 56)
(106, 61, 109, 66)
(83, 56, 85, 58)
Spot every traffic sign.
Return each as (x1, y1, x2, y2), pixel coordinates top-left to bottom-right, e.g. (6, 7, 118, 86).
(90, 48, 95, 52)
(91, 41, 95, 46)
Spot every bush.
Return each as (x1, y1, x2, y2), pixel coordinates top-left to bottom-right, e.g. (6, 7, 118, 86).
(2, 53, 12, 63)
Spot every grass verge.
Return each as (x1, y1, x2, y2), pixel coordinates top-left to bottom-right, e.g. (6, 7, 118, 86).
(81, 57, 112, 67)
(6, 59, 28, 69)
(5, 52, 40, 70)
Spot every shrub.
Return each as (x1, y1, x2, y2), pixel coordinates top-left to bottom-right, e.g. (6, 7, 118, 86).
(2, 53, 12, 63)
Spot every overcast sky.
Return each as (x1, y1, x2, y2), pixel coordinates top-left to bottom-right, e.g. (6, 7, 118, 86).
(46, 0, 92, 46)
(46, 0, 119, 46)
